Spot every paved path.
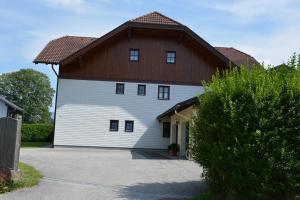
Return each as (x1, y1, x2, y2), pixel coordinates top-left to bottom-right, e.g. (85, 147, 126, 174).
(1, 148, 205, 200)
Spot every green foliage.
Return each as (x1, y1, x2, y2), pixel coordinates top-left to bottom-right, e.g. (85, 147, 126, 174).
(0, 69, 55, 123)
(191, 63, 300, 199)
(0, 162, 42, 194)
(21, 123, 54, 142)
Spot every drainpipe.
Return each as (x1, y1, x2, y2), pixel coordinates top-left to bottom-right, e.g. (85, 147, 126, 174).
(51, 64, 59, 148)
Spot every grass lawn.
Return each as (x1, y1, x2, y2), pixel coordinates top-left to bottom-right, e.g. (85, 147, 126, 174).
(21, 142, 52, 148)
(0, 162, 42, 193)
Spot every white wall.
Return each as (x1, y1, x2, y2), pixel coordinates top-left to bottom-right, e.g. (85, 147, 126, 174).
(0, 101, 7, 118)
(55, 79, 203, 149)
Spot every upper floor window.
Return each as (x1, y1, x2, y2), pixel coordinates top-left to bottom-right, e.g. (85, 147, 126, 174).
(166, 51, 176, 64)
(129, 49, 139, 62)
(116, 83, 124, 94)
(158, 86, 170, 100)
(125, 120, 134, 132)
(137, 84, 146, 96)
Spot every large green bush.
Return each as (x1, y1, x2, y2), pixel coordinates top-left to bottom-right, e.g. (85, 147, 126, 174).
(21, 124, 54, 142)
(191, 65, 300, 199)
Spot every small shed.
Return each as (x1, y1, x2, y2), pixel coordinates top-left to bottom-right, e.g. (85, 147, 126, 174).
(0, 96, 23, 119)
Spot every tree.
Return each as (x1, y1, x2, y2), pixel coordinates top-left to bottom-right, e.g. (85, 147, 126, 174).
(191, 61, 300, 199)
(0, 69, 55, 123)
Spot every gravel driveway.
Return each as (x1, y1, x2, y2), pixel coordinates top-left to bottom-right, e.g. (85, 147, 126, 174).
(1, 148, 205, 200)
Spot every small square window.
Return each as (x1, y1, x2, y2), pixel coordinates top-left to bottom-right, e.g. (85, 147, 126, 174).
(163, 122, 171, 138)
(129, 49, 139, 61)
(167, 51, 176, 64)
(125, 120, 134, 132)
(158, 86, 170, 100)
(110, 120, 119, 132)
(137, 84, 146, 96)
(116, 83, 124, 94)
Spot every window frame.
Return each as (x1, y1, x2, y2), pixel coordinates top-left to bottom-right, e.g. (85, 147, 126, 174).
(166, 51, 176, 64)
(116, 83, 125, 95)
(129, 49, 139, 62)
(163, 122, 171, 138)
(158, 85, 170, 100)
(109, 120, 119, 132)
(137, 84, 146, 96)
(125, 120, 134, 132)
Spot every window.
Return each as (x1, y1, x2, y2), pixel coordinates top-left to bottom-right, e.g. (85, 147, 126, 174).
(166, 51, 176, 64)
(158, 86, 170, 100)
(110, 120, 119, 132)
(163, 122, 171, 138)
(116, 83, 124, 94)
(137, 84, 146, 96)
(129, 49, 139, 61)
(125, 121, 134, 132)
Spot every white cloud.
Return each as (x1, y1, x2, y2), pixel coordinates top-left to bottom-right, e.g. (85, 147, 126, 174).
(195, 0, 300, 24)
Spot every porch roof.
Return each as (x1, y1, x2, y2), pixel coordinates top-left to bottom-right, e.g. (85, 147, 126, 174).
(156, 96, 199, 120)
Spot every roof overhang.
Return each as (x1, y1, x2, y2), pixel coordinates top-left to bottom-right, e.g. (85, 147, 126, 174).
(157, 96, 199, 121)
(56, 22, 234, 67)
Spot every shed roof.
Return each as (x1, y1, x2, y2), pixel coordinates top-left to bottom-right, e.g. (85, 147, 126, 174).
(0, 96, 23, 112)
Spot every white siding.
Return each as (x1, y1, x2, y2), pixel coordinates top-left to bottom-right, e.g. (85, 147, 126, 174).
(55, 79, 203, 149)
(0, 100, 7, 118)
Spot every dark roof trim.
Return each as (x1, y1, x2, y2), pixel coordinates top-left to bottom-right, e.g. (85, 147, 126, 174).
(0, 96, 23, 112)
(157, 96, 199, 120)
(59, 21, 233, 67)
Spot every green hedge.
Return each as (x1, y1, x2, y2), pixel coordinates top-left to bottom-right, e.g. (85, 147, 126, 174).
(191, 65, 300, 199)
(21, 124, 54, 142)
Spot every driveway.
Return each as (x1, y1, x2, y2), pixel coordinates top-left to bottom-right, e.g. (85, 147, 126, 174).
(1, 148, 205, 200)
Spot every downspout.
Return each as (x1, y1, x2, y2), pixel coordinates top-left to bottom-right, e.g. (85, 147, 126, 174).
(51, 64, 59, 148)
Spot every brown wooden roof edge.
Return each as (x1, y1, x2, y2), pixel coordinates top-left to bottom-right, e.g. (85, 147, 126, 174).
(59, 22, 233, 67)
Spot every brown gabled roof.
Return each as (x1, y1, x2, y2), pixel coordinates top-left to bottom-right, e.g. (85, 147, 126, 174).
(215, 47, 259, 66)
(33, 12, 258, 67)
(33, 36, 258, 67)
(131, 11, 182, 26)
(34, 36, 96, 64)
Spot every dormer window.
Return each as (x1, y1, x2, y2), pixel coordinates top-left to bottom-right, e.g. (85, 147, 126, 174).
(129, 49, 139, 61)
(166, 51, 176, 64)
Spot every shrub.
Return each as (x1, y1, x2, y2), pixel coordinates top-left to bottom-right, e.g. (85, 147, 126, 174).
(21, 123, 54, 142)
(191, 65, 300, 199)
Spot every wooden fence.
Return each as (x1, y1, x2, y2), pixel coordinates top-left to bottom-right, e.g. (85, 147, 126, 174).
(0, 117, 21, 170)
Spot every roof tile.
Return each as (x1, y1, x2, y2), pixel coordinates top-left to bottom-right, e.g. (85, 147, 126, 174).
(130, 11, 182, 26)
(34, 36, 96, 64)
(215, 47, 259, 66)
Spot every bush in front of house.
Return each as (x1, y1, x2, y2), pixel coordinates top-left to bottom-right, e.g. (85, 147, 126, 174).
(191, 64, 300, 199)
(21, 123, 54, 142)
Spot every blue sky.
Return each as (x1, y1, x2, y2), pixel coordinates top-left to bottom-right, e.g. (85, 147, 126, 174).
(1, 0, 299, 110)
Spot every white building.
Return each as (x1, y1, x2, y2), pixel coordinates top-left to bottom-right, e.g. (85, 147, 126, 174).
(34, 12, 258, 155)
